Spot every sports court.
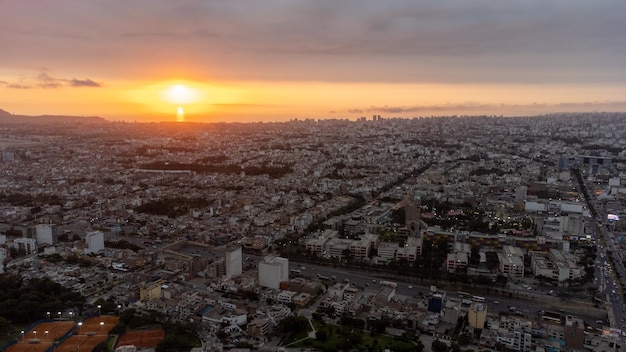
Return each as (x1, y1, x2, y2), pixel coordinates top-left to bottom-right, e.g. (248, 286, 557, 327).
(116, 329, 165, 349)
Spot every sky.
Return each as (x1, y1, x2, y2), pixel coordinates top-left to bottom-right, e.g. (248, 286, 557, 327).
(1, 0, 626, 123)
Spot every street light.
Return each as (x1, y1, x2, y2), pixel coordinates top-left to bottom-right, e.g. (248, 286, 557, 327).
(69, 311, 73, 321)
(97, 305, 101, 316)
(47, 312, 51, 320)
(58, 312, 62, 320)
(45, 330, 49, 341)
(20, 330, 24, 341)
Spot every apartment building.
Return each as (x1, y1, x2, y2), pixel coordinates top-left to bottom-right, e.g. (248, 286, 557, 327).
(497, 245, 525, 278)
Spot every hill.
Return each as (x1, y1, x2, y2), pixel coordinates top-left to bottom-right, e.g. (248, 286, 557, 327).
(0, 108, 107, 124)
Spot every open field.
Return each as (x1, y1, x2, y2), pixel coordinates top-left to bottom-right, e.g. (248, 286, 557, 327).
(116, 329, 165, 348)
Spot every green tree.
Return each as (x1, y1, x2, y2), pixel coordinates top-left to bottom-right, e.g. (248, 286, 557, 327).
(432, 339, 449, 352)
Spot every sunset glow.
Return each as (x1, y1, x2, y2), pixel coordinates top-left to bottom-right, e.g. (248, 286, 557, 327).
(1, 1, 625, 122)
(164, 85, 198, 105)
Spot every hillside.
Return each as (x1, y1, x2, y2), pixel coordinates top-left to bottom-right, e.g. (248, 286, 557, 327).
(0, 108, 106, 124)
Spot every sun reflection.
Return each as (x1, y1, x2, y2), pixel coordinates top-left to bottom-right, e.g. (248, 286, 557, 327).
(176, 106, 185, 122)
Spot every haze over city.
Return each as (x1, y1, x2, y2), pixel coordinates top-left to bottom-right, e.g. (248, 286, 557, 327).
(2, 1, 626, 122)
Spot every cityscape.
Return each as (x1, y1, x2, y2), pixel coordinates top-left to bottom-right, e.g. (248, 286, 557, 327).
(2, 1, 626, 352)
(0, 112, 624, 352)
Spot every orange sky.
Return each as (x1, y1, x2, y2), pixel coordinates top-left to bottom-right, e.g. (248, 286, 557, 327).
(1, 1, 626, 123)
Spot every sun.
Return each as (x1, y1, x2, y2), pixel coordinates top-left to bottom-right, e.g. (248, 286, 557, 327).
(176, 106, 185, 122)
(164, 84, 199, 104)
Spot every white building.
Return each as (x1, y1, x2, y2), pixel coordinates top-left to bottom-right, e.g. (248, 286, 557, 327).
(224, 246, 242, 279)
(84, 231, 105, 254)
(531, 249, 583, 283)
(497, 246, 525, 279)
(258, 256, 289, 289)
(13, 238, 37, 254)
(35, 224, 57, 245)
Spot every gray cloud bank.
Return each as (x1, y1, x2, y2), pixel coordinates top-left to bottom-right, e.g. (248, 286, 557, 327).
(0, 72, 101, 89)
(1, 1, 624, 84)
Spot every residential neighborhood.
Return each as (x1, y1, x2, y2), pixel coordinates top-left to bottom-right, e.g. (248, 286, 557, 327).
(0, 113, 625, 351)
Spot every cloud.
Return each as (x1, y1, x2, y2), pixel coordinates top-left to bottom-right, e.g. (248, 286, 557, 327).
(7, 84, 32, 89)
(1, 2, 625, 84)
(348, 109, 363, 114)
(37, 72, 63, 88)
(1, 71, 102, 89)
(70, 78, 101, 87)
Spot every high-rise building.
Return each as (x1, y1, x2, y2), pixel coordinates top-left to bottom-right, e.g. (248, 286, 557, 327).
(404, 195, 421, 235)
(85, 231, 105, 254)
(427, 293, 444, 313)
(564, 315, 585, 350)
(258, 256, 289, 289)
(468, 302, 487, 330)
(224, 247, 243, 279)
(35, 224, 57, 246)
(515, 186, 528, 203)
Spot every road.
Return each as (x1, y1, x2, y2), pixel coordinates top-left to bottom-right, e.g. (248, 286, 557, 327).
(578, 174, 626, 341)
(284, 260, 607, 327)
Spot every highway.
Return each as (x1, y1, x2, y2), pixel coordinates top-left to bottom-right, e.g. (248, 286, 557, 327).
(285, 260, 607, 327)
(579, 175, 626, 341)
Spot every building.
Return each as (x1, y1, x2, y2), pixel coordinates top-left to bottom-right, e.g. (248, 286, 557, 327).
(497, 246, 525, 279)
(447, 242, 471, 273)
(324, 238, 353, 259)
(84, 231, 105, 254)
(349, 235, 372, 261)
(139, 276, 164, 301)
(397, 236, 422, 262)
(467, 302, 487, 330)
(564, 315, 585, 351)
(427, 293, 445, 314)
(224, 246, 242, 279)
(35, 224, 57, 246)
(247, 317, 273, 338)
(404, 195, 421, 235)
(258, 256, 289, 289)
(13, 238, 37, 254)
(531, 249, 584, 283)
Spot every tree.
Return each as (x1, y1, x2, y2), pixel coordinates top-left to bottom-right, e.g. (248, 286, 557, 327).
(315, 329, 328, 341)
(0, 316, 12, 336)
(432, 339, 449, 352)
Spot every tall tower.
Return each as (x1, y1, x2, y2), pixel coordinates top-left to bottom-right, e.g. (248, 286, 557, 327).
(85, 231, 105, 254)
(405, 195, 421, 236)
(224, 246, 243, 279)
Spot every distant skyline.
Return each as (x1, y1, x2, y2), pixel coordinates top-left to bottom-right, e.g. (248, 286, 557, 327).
(1, 1, 626, 123)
